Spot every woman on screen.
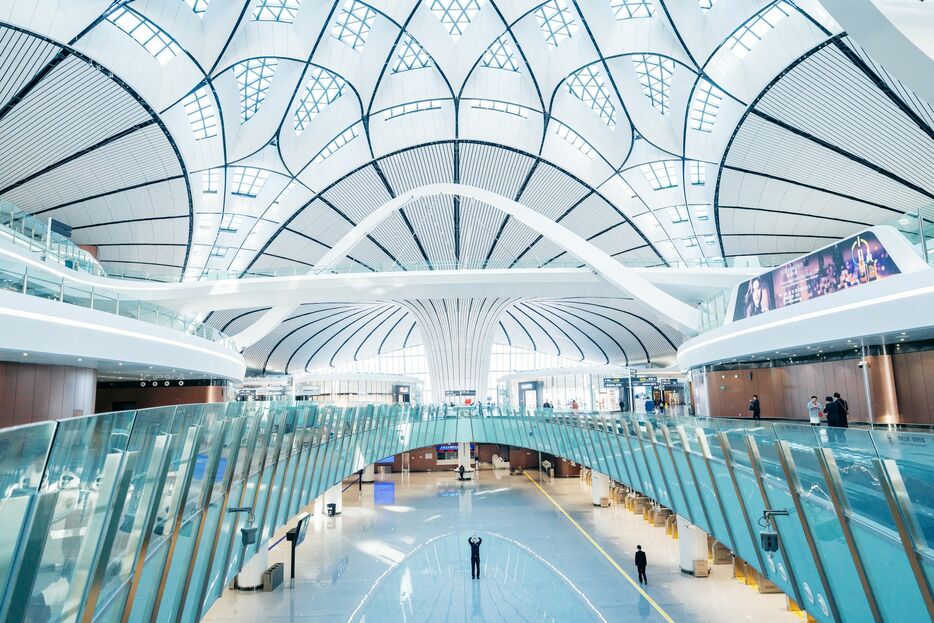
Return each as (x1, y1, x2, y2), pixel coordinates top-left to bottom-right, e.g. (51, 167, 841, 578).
(743, 277, 770, 317)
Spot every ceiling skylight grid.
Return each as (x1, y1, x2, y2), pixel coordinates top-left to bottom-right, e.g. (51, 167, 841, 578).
(314, 125, 360, 163)
(726, 1, 792, 57)
(689, 79, 723, 132)
(253, 0, 301, 22)
(294, 67, 347, 134)
(689, 161, 705, 185)
(384, 100, 444, 120)
(567, 66, 616, 127)
(331, 0, 376, 50)
(534, 1, 577, 48)
(235, 58, 279, 122)
(393, 34, 432, 72)
(430, 0, 482, 40)
(552, 120, 596, 159)
(231, 167, 270, 196)
(481, 36, 519, 71)
(470, 99, 530, 118)
(668, 205, 689, 223)
(611, 0, 653, 19)
(107, 7, 180, 64)
(632, 54, 674, 115)
(220, 213, 241, 232)
(183, 86, 217, 140)
(185, 0, 210, 15)
(641, 161, 678, 189)
(202, 168, 220, 194)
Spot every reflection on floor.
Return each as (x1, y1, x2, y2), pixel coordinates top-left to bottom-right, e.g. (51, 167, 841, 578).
(205, 470, 797, 623)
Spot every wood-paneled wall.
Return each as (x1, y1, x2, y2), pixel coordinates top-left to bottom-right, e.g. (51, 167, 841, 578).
(95, 385, 226, 413)
(0, 362, 96, 426)
(891, 351, 934, 425)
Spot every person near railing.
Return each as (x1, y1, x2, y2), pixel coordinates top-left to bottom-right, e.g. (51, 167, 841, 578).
(748, 395, 761, 421)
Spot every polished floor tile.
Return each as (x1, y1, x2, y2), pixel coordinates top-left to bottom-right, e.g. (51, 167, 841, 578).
(205, 469, 797, 623)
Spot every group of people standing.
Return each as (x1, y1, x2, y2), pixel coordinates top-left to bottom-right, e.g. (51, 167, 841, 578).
(807, 393, 849, 428)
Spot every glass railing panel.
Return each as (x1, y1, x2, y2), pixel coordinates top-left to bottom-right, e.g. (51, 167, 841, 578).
(0, 421, 56, 607)
(24, 409, 137, 622)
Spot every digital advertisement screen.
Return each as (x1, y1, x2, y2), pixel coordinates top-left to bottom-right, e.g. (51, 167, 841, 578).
(732, 231, 900, 321)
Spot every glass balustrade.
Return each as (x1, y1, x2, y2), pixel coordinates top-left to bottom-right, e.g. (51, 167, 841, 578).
(0, 256, 237, 350)
(0, 403, 931, 623)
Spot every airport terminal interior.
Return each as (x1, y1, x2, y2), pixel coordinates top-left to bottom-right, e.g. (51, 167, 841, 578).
(0, 0, 931, 621)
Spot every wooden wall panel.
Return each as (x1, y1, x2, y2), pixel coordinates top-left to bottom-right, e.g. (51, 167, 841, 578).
(94, 385, 226, 413)
(0, 363, 96, 425)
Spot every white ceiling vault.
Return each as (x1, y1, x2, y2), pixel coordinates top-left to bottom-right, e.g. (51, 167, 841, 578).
(0, 0, 930, 373)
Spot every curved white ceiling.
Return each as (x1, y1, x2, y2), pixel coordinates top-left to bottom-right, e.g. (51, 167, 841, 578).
(0, 0, 930, 371)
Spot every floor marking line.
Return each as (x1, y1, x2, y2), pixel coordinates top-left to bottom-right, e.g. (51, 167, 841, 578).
(523, 472, 676, 623)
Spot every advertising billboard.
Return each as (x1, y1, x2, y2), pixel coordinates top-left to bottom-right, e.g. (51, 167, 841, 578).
(733, 231, 900, 321)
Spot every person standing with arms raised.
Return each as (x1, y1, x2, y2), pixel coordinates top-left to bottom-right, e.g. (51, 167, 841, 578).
(468, 535, 483, 579)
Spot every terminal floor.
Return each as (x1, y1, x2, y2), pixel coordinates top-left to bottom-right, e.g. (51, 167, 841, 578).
(204, 470, 797, 623)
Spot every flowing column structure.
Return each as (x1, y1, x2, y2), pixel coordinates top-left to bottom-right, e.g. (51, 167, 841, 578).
(400, 297, 516, 403)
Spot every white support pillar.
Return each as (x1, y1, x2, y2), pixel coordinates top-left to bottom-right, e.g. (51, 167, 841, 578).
(324, 482, 343, 515)
(678, 516, 709, 574)
(592, 471, 610, 507)
(361, 463, 375, 483)
(458, 442, 472, 472)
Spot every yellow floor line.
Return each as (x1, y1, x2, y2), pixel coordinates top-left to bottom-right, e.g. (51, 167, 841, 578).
(523, 472, 675, 623)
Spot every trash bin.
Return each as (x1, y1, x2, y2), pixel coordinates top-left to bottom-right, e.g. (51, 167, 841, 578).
(327, 503, 337, 517)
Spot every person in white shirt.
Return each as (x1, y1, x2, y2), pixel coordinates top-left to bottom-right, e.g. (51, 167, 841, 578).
(807, 395, 822, 426)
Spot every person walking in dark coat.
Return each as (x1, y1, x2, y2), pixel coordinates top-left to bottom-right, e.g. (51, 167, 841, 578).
(635, 545, 648, 585)
(824, 394, 849, 428)
(468, 535, 482, 579)
(749, 395, 761, 421)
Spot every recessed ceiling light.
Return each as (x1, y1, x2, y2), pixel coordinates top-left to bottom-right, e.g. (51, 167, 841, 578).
(22, 352, 27, 356)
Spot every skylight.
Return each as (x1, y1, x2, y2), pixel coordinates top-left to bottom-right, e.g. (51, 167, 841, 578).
(726, 1, 792, 57)
(698, 0, 714, 9)
(220, 213, 241, 232)
(234, 58, 279, 122)
(668, 206, 689, 223)
(331, 0, 376, 50)
(535, 0, 577, 48)
(689, 79, 724, 132)
(202, 168, 220, 194)
(294, 67, 346, 134)
(107, 7, 180, 64)
(552, 121, 596, 159)
(393, 34, 432, 73)
(693, 204, 710, 220)
(182, 86, 217, 140)
(210, 247, 230, 258)
(641, 161, 678, 190)
(683, 237, 698, 248)
(253, 0, 301, 23)
(611, 0, 653, 19)
(567, 65, 616, 127)
(689, 161, 705, 185)
(632, 54, 674, 115)
(482, 36, 519, 71)
(231, 167, 270, 197)
(471, 99, 530, 118)
(430, 0, 482, 40)
(314, 125, 360, 163)
(185, 0, 210, 15)
(384, 100, 444, 120)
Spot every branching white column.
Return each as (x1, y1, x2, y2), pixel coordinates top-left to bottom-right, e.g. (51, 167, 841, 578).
(400, 298, 516, 402)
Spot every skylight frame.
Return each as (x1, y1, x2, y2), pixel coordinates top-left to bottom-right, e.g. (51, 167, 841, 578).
(107, 7, 180, 64)
(611, 0, 653, 20)
(202, 168, 220, 194)
(481, 35, 519, 71)
(567, 65, 617, 127)
(253, 0, 302, 23)
(698, 0, 714, 10)
(632, 54, 674, 115)
(185, 0, 210, 15)
(393, 34, 432, 73)
(641, 161, 678, 190)
(234, 57, 279, 123)
(294, 67, 347, 134)
(429, 0, 482, 40)
(689, 161, 706, 185)
(331, 0, 376, 50)
(470, 99, 530, 118)
(313, 125, 360, 163)
(383, 99, 444, 120)
(230, 167, 271, 197)
(668, 206, 690, 223)
(182, 86, 218, 140)
(689, 78, 724, 132)
(726, 1, 792, 57)
(219, 213, 241, 233)
(534, 0, 577, 48)
(552, 120, 596, 159)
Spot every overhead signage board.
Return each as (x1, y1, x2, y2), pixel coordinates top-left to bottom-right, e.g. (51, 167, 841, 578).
(733, 230, 900, 322)
(444, 389, 476, 397)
